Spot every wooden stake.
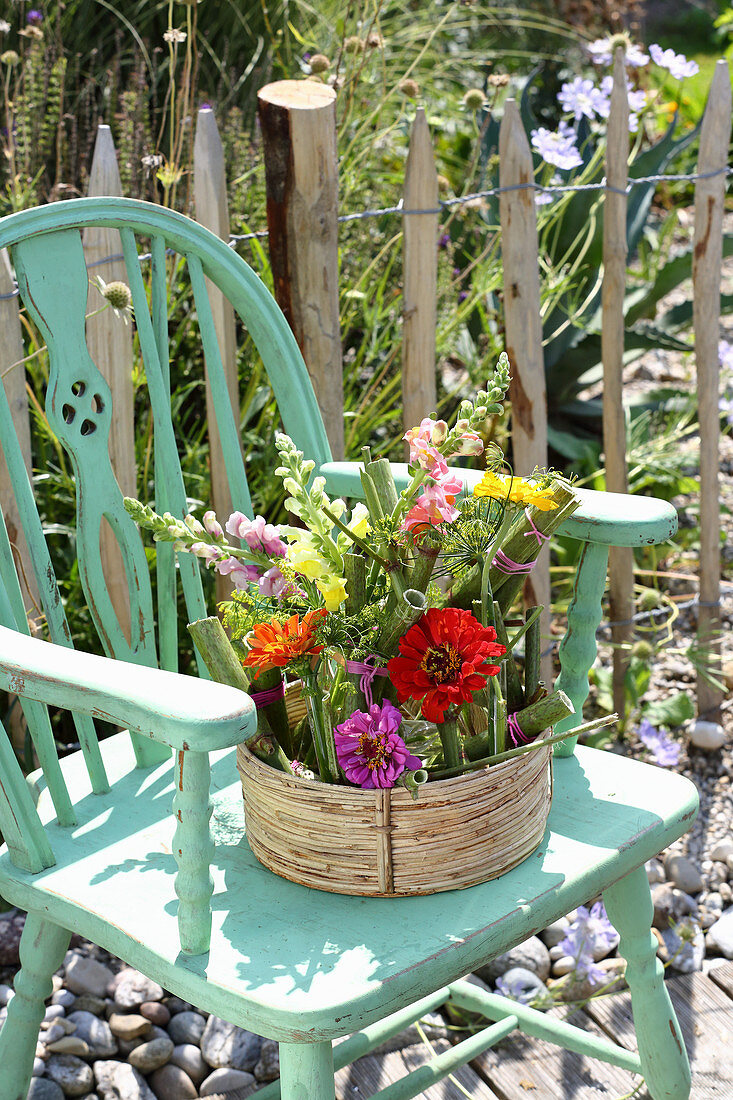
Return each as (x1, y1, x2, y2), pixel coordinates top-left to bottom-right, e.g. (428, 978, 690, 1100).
(499, 99, 551, 686)
(193, 107, 242, 602)
(402, 108, 438, 438)
(84, 124, 135, 643)
(258, 80, 344, 459)
(693, 59, 732, 720)
(601, 52, 633, 723)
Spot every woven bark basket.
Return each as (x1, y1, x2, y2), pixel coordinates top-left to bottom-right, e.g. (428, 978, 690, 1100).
(237, 688, 552, 897)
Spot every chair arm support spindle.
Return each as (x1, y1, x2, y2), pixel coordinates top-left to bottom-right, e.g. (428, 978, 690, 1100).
(173, 749, 214, 956)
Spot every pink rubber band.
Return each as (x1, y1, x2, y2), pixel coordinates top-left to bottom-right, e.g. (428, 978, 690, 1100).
(250, 681, 286, 709)
(507, 712, 532, 748)
(494, 550, 536, 575)
(345, 655, 390, 710)
(523, 508, 551, 547)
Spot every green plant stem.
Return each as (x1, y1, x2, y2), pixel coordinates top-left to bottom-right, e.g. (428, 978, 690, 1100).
(301, 668, 339, 783)
(432, 714, 618, 777)
(437, 715, 464, 769)
(493, 601, 524, 712)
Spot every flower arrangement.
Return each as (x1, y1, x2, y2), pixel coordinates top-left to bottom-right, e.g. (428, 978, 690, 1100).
(126, 353, 611, 796)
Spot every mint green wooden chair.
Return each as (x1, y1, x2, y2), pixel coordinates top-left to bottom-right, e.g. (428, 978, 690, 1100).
(0, 198, 697, 1100)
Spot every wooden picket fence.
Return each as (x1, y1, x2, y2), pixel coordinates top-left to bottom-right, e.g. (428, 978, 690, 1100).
(0, 55, 730, 721)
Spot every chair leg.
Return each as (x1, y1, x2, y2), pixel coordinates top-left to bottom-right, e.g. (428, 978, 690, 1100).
(278, 1039, 335, 1100)
(604, 864, 691, 1100)
(0, 911, 71, 1100)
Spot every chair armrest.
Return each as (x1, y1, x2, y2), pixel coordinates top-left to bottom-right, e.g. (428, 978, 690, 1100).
(317, 461, 677, 547)
(0, 626, 256, 752)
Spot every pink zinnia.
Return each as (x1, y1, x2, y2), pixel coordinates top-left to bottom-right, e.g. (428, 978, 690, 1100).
(334, 701, 422, 789)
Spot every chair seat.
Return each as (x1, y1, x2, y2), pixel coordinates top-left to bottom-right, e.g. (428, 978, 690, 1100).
(0, 734, 698, 1042)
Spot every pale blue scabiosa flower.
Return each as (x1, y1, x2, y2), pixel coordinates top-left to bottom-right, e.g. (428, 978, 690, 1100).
(638, 718, 681, 767)
(587, 37, 649, 68)
(530, 122, 582, 170)
(559, 902, 616, 988)
(649, 44, 699, 81)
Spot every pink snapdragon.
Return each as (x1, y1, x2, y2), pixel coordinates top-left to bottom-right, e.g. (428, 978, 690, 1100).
(202, 510, 224, 539)
(403, 482, 460, 531)
(226, 512, 286, 556)
(404, 417, 448, 470)
(334, 700, 422, 789)
(189, 541, 226, 566)
(452, 419, 484, 457)
(216, 556, 261, 589)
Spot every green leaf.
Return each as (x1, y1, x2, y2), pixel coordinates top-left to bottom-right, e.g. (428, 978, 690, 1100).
(643, 692, 695, 729)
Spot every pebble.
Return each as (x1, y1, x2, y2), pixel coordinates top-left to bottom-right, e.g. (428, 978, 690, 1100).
(688, 720, 726, 751)
(45, 1053, 94, 1097)
(147, 1062, 198, 1099)
(109, 1014, 151, 1041)
(645, 858, 666, 884)
(0, 912, 25, 966)
(73, 994, 107, 1017)
(200, 1066, 257, 1095)
(0, 982, 14, 1006)
(166, 1010, 206, 1046)
(42, 1022, 71, 1045)
(493, 967, 548, 1006)
(477, 935, 551, 983)
(67, 1010, 118, 1058)
(254, 1038, 280, 1082)
(33, 1057, 46, 1077)
(706, 907, 733, 958)
(51, 990, 77, 1009)
(665, 854, 704, 895)
(659, 925, 705, 973)
(651, 883, 698, 929)
(200, 1015, 262, 1071)
(111, 970, 165, 1009)
(64, 954, 115, 999)
(139, 1002, 170, 1028)
(27, 1080, 65, 1100)
(170, 1043, 209, 1086)
(44, 1004, 66, 1022)
(46, 1035, 92, 1058)
(93, 1059, 157, 1100)
(128, 1036, 175, 1074)
(711, 838, 733, 862)
(538, 917, 570, 948)
(551, 955, 576, 977)
(164, 997, 193, 1015)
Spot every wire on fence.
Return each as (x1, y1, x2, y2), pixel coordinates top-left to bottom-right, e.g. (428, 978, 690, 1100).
(0, 164, 729, 293)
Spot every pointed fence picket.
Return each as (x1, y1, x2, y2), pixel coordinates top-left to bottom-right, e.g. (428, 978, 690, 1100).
(693, 59, 732, 722)
(402, 107, 439, 437)
(84, 124, 136, 642)
(498, 98, 552, 687)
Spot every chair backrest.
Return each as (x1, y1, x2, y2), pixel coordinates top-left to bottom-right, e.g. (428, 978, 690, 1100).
(0, 197, 332, 870)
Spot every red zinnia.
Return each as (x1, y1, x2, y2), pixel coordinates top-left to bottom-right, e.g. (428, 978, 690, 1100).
(387, 607, 506, 724)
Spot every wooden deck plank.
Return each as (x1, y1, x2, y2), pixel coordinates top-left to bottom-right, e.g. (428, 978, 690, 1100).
(707, 960, 733, 1000)
(585, 973, 732, 1099)
(470, 1008, 645, 1100)
(335, 1037, 500, 1098)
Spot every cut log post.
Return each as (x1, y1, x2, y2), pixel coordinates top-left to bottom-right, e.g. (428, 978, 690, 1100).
(84, 124, 135, 643)
(601, 51, 633, 724)
(258, 80, 343, 459)
(693, 59, 732, 721)
(402, 107, 438, 439)
(498, 99, 551, 687)
(193, 106, 242, 602)
(0, 248, 39, 753)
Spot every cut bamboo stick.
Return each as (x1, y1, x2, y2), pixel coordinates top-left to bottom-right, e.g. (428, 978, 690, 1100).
(402, 108, 438, 438)
(258, 80, 344, 459)
(601, 51, 634, 724)
(499, 100, 551, 687)
(84, 124, 135, 642)
(693, 59, 731, 721)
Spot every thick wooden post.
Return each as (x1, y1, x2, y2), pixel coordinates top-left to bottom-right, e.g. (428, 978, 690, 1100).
(258, 80, 343, 460)
(84, 124, 135, 642)
(601, 51, 633, 723)
(194, 106, 242, 601)
(693, 59, 731, 721)
(499, 99, 551, 687)
(402, 107, 438, 436)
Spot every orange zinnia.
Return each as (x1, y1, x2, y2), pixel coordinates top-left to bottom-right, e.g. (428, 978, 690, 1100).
(243, 608, 327, 676)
